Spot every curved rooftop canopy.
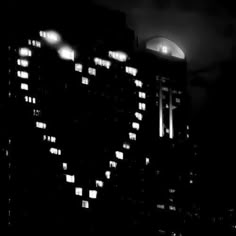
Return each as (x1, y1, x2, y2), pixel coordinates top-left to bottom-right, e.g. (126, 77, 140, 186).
(146, 37, 185, 60)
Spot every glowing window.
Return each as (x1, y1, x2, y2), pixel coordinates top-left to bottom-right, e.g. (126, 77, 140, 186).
(82, 77, 89, 85)
(33, 109, 41, 116)
(105, 171, 111, 179)
(43, 30, 61, 45)
(95, 180, 104, 188)
(169, 189, 176, 193)
(66, 174, 75, 183)
(75, 63, 83, 72)
(139, 103, 146, 111)
(82, 200, 89, 208)
(32, 98, 36, 104)
(6, 150, 9, 156)
(94, 57, 111, 69)
(132, 122, 140, 130)
(51, 136, 56, 143)
(157, 204, 165, 209)
(17, 59, 29, 67)
(146, 157, 150, 165)
(49, 147, 61, 155)
(129, 132, 136, 141)
(138, 92, 146, 99)
(88, 67, 96, 76)
(17, 71, 28, 79)
(135, 112, 143, 121)
(190, 180, 193, 184)
(58, 46, 75, 61)
(36, 122, 46, 129)
(19, 48, 32, 57)
(109, 161, 117, 168)
(75, 187, 83, 196)
(123, 142, 130, 150)
(169, 205, 176, 211)
(134, 80, 143, 88)
(115, 151, 124, 160)
(89, 190, 97, 199)
(62, 163, 68, 170)
(176, 98, 181, 103)
(25, 96, 29, 102)
(21, 83, 28, 90)
(108, 51, 128, 62)
(125, 66, 137, 76)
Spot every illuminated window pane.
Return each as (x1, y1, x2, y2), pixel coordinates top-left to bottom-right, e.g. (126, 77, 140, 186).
(51, 136, 56, 143)
(82, 200, 89, 208)
(88, 67, 96, 76)
(176, 98, 181, 103)
(49, 147, 61, 155)
(157, 204, 165, 209)
(82, 77, 89, 85)
(33, 109, 41, 116)
(139, 103, 146, 111)
(62, 163, 68, 170)
(17, 71, 29, 79)
(135, 112, 143, 121)
(6, 150, 9, 156)
(169, 205, 176, 211)
(134, 80, 143, 88)
(89, 190, 97, 199)
(21, 83, 28, 90)
(125, 66, 137, 76)
(109, 161, 117, 168)
(39, 31, 47, 38)
(75, 187, 83, 196)
(25, 96, 28, 102)
(123, 142, 130, 150)
(32, 98, 36, 104)
(66, 174, 75, 183)
(129, 132, 136, 141)
(169, 189, 176, 193)
(95, 180, 104, 188)
(44, 31, 61, 45)
(94, 57, 111, 69)
(58, 46, 75, 61)
(115, 151, 124, 160)
(105, 171, 111, 179)
(138, 92, 146, 99)
(132, 122, 140, 130)
(43, 135, 47, 141)
(19, 48, 32, 57)
(36, 122, 46, 129)
(108, 51, 128, 62)
(146, 157, 150, 165)
(75, 63, 83, 72)
(17, 59, 29, 67)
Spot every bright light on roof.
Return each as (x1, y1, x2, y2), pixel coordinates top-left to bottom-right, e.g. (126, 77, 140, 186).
(146, 37, 185, 59)
(108, 51, 128, 62)
(42, 30, 61, 45)
(58, 46, 75, 61)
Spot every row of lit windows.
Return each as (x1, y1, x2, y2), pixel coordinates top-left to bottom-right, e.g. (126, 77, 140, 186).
(75, 188, 98, 199)
(43, 135, 56, 143)
(156, 204, 177, 211)
(28, 40, 41, 48)
(25, 96, 36, 104)
(49, 147, 61, 155)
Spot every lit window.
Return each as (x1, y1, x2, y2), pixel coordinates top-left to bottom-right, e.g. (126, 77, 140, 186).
(115, 151, 124, 160)
(25, 96, 29, 102)
(88, 67, 96, 76)
(176, 98, 181, 103)
(21, 83, 28, 90)
(43, 30, 61, 45)
(129, 132, 136, 141)
(157, 204, 165, 209)
(134, 80, 143, 88)
(161, 45, 169, 54)
(125, 66, 137, 76)
(109, 161, 117, 168)
(32, 97, 36, 104)
(132, 122, 140, 130)
(162, 87, 169, 92)
(139, 103, 146, 111)
(135, 112, 143, 121)
(123, 142, 130, 150)
(36, 121, 46, 129)
(138, 92, 146, 99)
(75, 63, 83, 72)
(6, 150, 9, 156)
(189, 180, 193, 184)
(82, 200, 89, 209)
(28, 39, 32, 45)
(108, 51, 128, 62)
(105, 171, 111, 179)
(75, 187, 83, 196)
(49, 147, 61, 155)
(19, 48, 32, 57)
(95, 180, 104, 188)
(62, 163, 68, 170)
(17, 59, 29, 67)
(169, 189, 176, 193)
(169, 205, 176, 211)
(17, 71, 29, 79)
(82, 77, 89, 85)
(58, 46, 75, 61)
(51, 136, 56, 143)
(43, 135, 47, 141)
(36, 41, 41, 48)
(65, 174, 75, 183)
(33, 109, 41, 116)
(145, 157, 150, 165)
(94, 57, 111, 69)
(89, 190, 97, 199)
